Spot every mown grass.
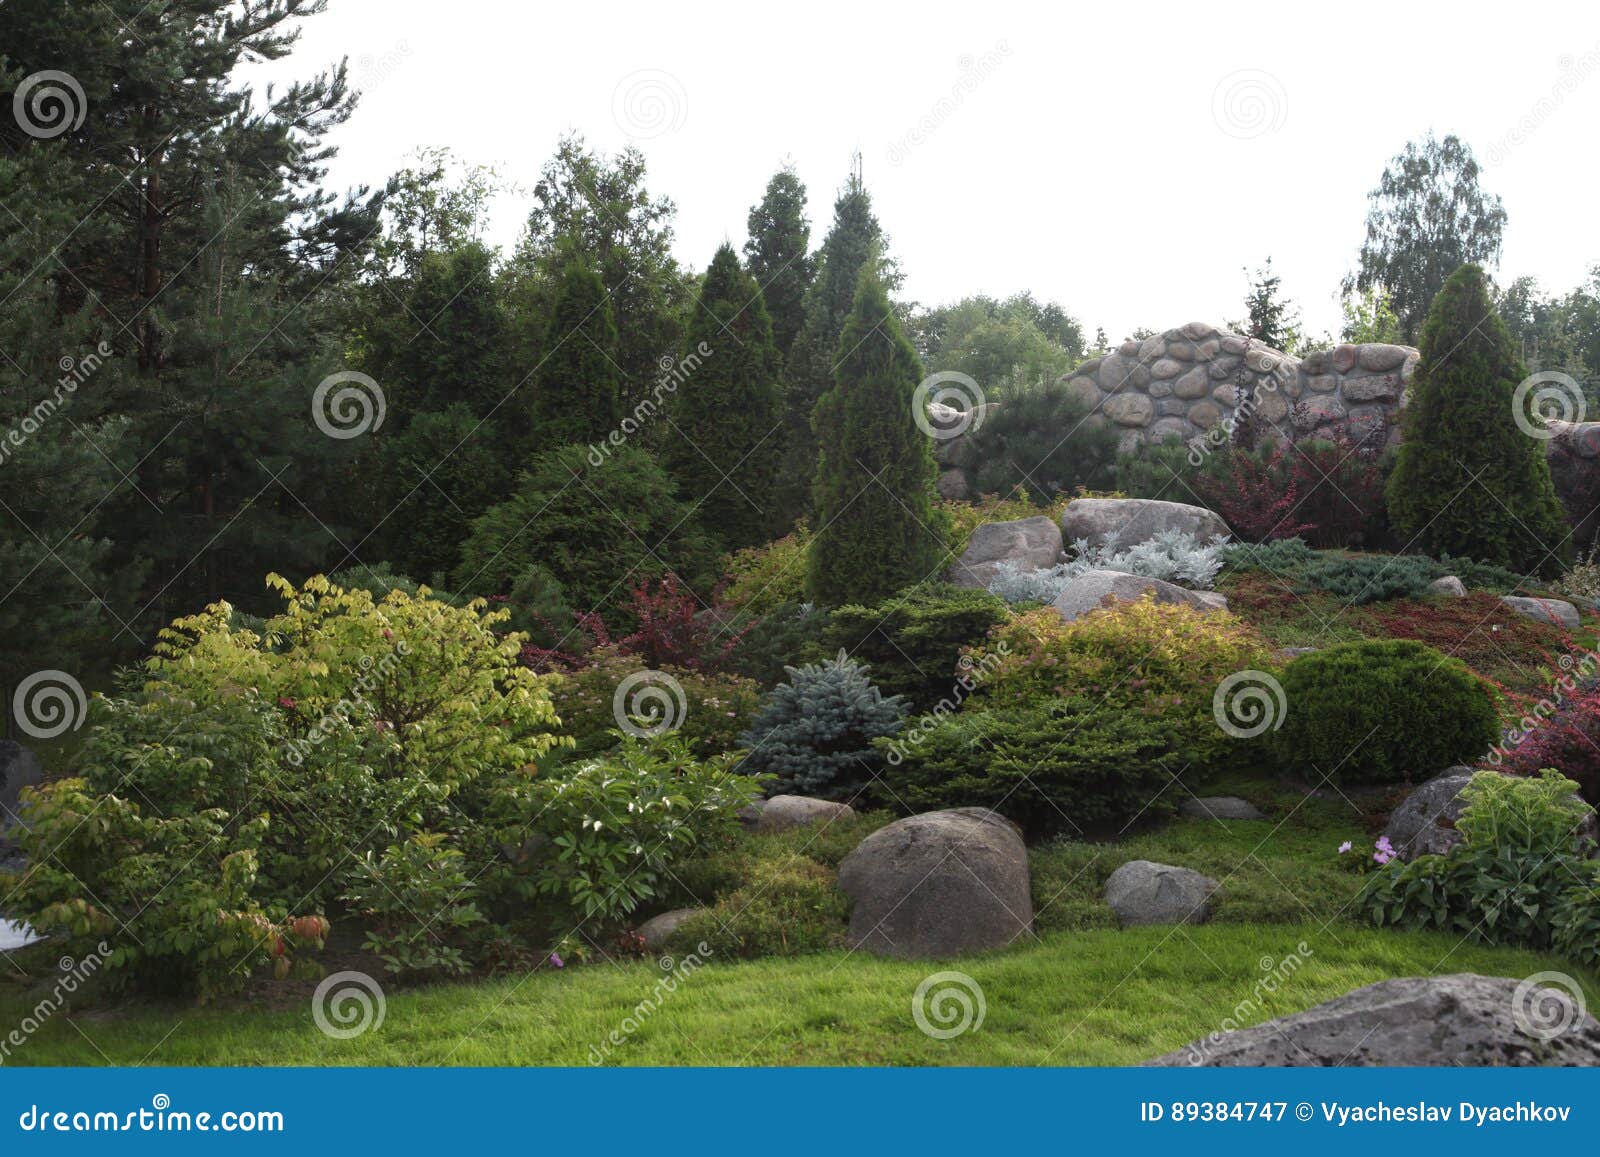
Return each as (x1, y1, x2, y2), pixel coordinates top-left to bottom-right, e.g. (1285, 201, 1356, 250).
(2, 923, 1588, 1067)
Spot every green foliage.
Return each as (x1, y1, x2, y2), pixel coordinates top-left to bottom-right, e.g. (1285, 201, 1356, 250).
(662, 244, 783, 550)
(807, 266, 949, 605)
(1272, 640, 1499, 784)
(744, 165, 814, 359)
(960, 378, 1119, 500)
(875, 700, 1178, 838)
(1296, 554, 1436, 604)
(1340, 285, 1403, 344)
(1351, 132, 1508, 341)
(775, 159, 897, 524)
(519, 732, 758, 926)
(674, 856, 851, 958)
(1363, 770, 1600, 968)
(1385, 264, 1570, 575)
(343, 835, 485, 978)
(455, 444, 717, 621)
(720, 525, 812, 617)
(724, 601, 828, 689)
(1114, 435, 1200, 502)
(530, 254, 623, 450)
(1220, 537, 1320, 576)
(1234, 257, 1302, 353)
(737, 652, 907, 800)
(970, 601, 1277, 775)
(911, 292, 1086, 395)
(545, 647, 759, 761)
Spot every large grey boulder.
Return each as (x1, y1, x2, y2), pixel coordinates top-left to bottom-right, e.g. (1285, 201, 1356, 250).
(0, 740, 43, 831)
(1427, 575, 1467, 598)
(635, 907, 705, 948)
(1147, 974, 1600, 1066)
(1104, 860, 1218, 926)
(836, 808, 1032, 958)
(1051, 570, 1228, 623)
(1179, 796, 1264, 821)
(948, 516, 1063, 590)
(1385, 768, 1598, 860)
(1060, 497, 1229, 550)
(751, 795, 856, 834)
(1500, 596, 1582, 630)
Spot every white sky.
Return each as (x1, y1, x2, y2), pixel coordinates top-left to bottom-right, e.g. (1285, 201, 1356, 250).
(248, 0, 1600, 342)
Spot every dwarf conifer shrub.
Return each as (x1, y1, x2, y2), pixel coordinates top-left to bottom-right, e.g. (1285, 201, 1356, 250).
(737, 652, 907, 800)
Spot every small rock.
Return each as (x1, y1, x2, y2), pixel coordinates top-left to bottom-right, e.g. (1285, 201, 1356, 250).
(1179, 797, 1265, 821)
(1105, 860, 1218, 926)
(1357, 343, 1413, 372)
(1500, 595, 1581, 630)
(635, 907, 705, 948)
(1427, 575, 1467, 598)
(753, 795, 856, 834)
(948, 515, 1064, 590)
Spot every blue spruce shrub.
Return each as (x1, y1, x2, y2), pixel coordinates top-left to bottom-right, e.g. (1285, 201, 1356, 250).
(737, 651, 907, 800)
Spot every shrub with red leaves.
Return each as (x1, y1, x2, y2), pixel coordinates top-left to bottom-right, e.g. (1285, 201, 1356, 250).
(1497, 680, 1600, 807)
(1194, 431, 1390, 548)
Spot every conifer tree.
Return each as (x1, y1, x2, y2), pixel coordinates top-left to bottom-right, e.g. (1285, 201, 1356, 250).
(1386, 264, 1571, 575)
(663, 244, 783, 551)
(774, 157, 893, 526)
(807, 266, 947, 606)
(743, 166, 814, 359)
(530, 253, 623, 450)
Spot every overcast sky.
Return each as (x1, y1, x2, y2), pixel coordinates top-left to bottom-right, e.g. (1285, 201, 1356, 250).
(247, 0, 1600, 343)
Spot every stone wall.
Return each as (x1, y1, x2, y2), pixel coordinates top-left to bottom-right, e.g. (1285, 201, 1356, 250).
(1061, 322, 1419, 454)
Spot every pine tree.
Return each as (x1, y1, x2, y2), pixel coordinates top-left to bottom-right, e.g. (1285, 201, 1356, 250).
(662, 244, 783, 551)
(774, 157, 894, 526)
(1386, 264, 1571, 575)
(807, 266, 948, 606)
(743, 165, 814, 359)
(530, 253, 623, 450)
(389, 242, 508, 419)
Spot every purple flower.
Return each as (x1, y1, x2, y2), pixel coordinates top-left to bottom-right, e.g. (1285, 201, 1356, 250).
(1373, 836, 1396, 866)
(549, 952, 565, 969)
(1337, 840, 1352, 854)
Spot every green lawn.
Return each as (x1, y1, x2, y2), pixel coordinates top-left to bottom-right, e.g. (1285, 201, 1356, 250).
(2, 923, 1588, 1066)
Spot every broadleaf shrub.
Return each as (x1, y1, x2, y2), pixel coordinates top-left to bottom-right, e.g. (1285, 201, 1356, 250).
(1272, 639, 1499, 784)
